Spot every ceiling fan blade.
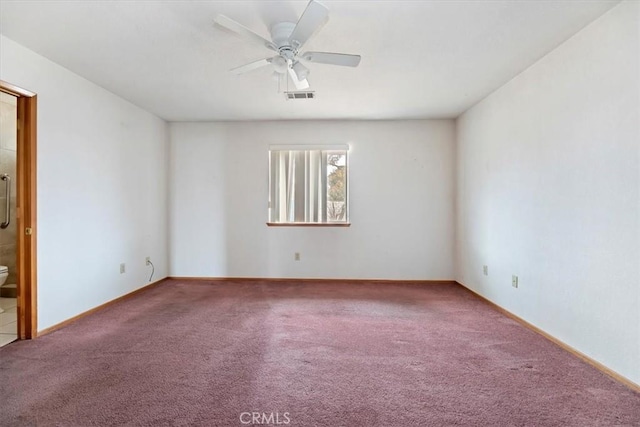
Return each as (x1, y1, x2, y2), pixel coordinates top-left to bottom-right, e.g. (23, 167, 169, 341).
(288, 0, 329, 50)
(230, 58, 273, 75)
(214, 15, 277, 52)
(301, 52, 361, 67)
(288, 67, 310, 90)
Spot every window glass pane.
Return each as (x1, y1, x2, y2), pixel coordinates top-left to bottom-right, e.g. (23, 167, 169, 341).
(327, 152, 346, 221)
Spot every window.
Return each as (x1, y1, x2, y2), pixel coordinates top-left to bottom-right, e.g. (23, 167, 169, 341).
(268, 145, 349, 226)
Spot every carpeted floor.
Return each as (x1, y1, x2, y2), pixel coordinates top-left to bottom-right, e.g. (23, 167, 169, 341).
(0, 280, 639, 426)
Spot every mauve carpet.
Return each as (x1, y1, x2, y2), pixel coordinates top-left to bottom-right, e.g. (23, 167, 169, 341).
(0, 280, 639, 426)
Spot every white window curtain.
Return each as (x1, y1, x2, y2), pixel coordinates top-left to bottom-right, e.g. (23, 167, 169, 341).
(270, 150, 328, 223)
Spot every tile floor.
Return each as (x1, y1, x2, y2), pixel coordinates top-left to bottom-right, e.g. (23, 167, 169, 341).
(0, 297, 17, 347)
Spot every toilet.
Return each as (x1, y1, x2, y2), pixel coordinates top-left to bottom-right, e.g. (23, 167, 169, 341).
(0, 266, 6, 313)
(0, 266, 8, 287)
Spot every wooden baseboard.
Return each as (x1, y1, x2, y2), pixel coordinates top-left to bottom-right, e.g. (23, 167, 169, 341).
(456, 281, 640, 393)
(37, 278, 169, 337)
(37, 276, 636, 392)
(168, 277, 457, 286)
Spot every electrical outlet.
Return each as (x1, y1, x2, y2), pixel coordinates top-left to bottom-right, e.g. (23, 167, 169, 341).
(294, 252, 300, 261)
(120, 263, 126, 274)
(483, 265, 488, 276)
(145, 257, 151, 266)
(512, 275, 518, 288)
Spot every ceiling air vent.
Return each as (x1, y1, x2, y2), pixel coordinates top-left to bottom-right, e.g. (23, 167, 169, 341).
(285, 91, 316, 100)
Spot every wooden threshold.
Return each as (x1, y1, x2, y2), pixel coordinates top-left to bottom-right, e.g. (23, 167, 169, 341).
(37, 278, 169, 336)
(168, 277, 456, 286)
(457, 281, 640, 393)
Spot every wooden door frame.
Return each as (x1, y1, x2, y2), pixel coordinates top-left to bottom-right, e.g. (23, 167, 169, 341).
(0, 80, 37, 339)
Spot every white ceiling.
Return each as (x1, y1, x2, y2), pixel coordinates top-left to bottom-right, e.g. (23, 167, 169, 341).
(0, 0, 619, 121)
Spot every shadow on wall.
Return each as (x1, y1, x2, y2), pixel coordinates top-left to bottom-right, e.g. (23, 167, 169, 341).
(222, 129, 268, 277)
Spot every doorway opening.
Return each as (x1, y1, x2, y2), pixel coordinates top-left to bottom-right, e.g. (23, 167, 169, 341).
(0, 80, 37, 343)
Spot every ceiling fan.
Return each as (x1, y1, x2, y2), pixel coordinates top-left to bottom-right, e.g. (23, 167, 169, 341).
(214, 0, 361, 90)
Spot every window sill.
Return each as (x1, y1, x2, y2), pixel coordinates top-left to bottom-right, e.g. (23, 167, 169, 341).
(266, 222, 351, 227)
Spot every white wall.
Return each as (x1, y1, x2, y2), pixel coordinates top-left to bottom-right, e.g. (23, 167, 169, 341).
(456, 0, 639, 385)
(0, 36, 170, 331)
(170, 120, 455, 280)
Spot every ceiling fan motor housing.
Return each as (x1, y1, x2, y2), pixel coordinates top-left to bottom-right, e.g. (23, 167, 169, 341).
(271, 22, 298, 58)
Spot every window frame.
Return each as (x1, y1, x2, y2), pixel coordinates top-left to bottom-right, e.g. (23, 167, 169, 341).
(267, 144, 350, 227)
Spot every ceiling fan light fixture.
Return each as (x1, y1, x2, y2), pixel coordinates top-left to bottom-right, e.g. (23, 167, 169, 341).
(272, 56, 288, 73)
(292, 62, 310, 80)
